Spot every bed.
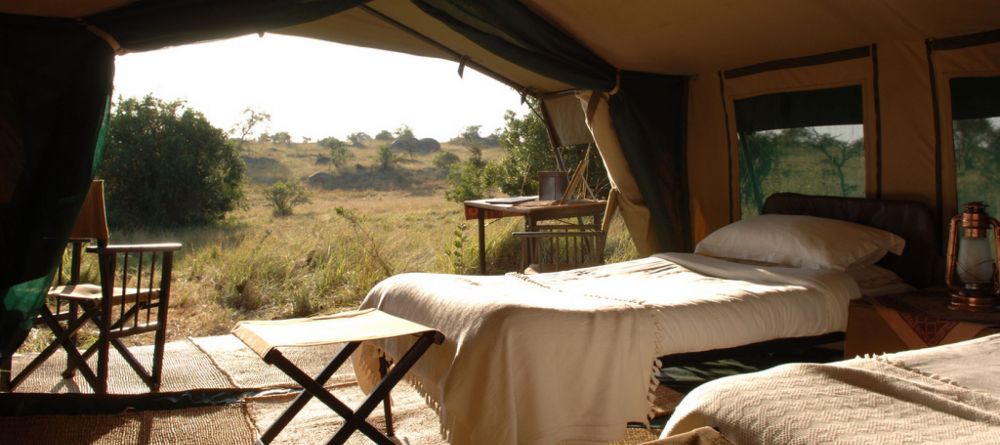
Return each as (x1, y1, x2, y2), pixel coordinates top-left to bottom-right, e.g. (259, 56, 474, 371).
(352, 193, 939, 445)
(657, 333, 1000, 444)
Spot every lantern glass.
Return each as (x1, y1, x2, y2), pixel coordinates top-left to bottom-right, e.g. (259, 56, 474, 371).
(957, 236, 995, 286)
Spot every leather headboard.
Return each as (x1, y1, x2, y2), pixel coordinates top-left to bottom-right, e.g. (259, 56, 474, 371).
(762, 193, 941, 288)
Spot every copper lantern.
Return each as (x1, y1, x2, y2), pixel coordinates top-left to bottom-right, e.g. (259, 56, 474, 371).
(946, 202, 1000, 311)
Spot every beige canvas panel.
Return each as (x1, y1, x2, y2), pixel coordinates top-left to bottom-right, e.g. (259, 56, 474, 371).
(722, 56, 877, 218)
(276, 0, 571, 93)
(933, 41, 1000, 220)
(524, 0, 1000, 75)
(576, 91, 657, 256)
(685, 72, 730, 244)
(877, 41, 937, 208)
(542, 94, 595, 146)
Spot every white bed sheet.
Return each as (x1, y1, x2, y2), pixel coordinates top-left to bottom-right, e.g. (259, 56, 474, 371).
(353, 254, 860, 445)
(526, 253, 860, 356)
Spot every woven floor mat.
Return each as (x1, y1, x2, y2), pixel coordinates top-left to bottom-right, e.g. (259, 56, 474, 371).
(650, 384, 686, 419)
(610, 427, 661, 445)
(0, 403, 257, 445)
(190, 335, 356, 390)
(10, 339, 233, 394)
(247, 380, 444, 445)
(248, 379, 667, 445)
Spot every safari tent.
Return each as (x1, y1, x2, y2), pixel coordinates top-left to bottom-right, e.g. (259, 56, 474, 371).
(3, 0, 1000, 423)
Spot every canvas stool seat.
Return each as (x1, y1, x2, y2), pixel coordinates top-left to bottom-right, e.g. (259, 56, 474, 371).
(232, 309, 444, 445)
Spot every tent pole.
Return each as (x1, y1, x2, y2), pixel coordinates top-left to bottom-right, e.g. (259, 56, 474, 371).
(538, 100, 566, 171)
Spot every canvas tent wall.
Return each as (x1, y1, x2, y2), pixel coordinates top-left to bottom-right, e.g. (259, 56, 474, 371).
(1, 0, 999, 356)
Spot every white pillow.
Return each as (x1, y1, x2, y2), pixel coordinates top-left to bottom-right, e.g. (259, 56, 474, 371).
(694, 214, 905, 271)
(845, 264, 914, 297)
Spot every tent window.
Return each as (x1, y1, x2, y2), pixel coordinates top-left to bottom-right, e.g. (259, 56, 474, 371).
(735, 86, 865, 217)
(952, 76, 1000, 214)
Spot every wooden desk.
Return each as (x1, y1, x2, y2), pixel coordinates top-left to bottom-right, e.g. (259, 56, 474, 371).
(845, 287, 1000, 358)
(463, 197, 606, 274)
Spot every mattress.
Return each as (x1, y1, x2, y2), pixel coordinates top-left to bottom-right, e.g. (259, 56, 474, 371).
(527, 253, 860, 356)
(353, 253, 860, 445)
(662, 334, 1000, 444)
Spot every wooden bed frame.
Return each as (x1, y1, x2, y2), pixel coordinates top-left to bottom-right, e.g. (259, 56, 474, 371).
(658, 192, 941, 365)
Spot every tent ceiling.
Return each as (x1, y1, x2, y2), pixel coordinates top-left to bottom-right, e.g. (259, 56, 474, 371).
(3, 1, 999, 91)
(523, 0, 1000, 75)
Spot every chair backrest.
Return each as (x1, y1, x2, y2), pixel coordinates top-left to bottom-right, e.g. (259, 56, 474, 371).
(69, 180, 109, 245)
(516, 228, 607, 273)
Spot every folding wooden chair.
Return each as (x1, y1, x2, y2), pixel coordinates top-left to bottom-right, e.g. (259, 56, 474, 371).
(232, 309, 444, 444)
(0, 180, 181, 394)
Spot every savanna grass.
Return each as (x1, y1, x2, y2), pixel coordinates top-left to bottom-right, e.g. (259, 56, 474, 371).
(20, 141, 638, 350)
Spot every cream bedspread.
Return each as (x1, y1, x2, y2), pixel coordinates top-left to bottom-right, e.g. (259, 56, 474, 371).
(353, 254, 858, 445)
(664, 335, 1000, 444)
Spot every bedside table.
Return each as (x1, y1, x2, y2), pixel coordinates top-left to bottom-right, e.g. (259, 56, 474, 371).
(845, 287, 1000, 358)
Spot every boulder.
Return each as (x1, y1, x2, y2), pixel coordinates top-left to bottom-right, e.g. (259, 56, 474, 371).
(307, 171, 334, 186)
(391, 137, 441, 154)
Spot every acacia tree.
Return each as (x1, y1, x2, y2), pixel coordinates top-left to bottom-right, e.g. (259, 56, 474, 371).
(347, 132, 370, 147)
(797, 128, 863, 196)
(271, 131, 292, 145)
(101, 95, 245, 228)
(230, 107, 270, 155)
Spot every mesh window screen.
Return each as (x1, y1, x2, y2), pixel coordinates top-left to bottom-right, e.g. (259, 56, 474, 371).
(735, 86, 865, 217)
(952, 76, 1000, 215)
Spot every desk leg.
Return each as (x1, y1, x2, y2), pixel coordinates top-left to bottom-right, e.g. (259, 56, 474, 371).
(477, 212, 486, 275)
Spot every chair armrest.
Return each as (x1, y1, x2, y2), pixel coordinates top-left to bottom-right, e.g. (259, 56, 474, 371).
(86, 243, 182, 253)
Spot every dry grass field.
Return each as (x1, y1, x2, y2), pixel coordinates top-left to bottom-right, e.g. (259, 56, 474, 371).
(61, 139, 638, 344)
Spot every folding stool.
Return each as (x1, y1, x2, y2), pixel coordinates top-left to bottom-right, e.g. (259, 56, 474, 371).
(232, 309, 444, 444)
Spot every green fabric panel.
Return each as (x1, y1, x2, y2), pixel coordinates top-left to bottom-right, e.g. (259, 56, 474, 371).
(0, 15, 115, 358)
(608, 72, 691, 252)
(87, 0, 366, 53)
(951, 76, 1000, 120)
(412, 0, 616, 91)
(734, 86, 863, 133)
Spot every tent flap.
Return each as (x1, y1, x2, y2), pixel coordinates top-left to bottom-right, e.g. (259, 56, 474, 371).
(608, 72, 691, 252)
(0, 15, 115, 358)
(87, 0, 367, 53)
(411, 0, 615, 92)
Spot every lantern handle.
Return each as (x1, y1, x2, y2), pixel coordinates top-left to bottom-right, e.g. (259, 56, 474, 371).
(945, 214, 962, 288)
(992, 217, 1000, 294)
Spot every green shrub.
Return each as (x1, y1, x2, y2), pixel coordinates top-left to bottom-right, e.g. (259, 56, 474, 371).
(318, 136, 346, 150)
(375, 130, 393, 140)
(100, 95, 244, 228)
(432, 151, 460, 170)
(320, 137, 352, 170)
(264, 180, 310, 216)
(493, 108, 555, 196)
(374, 145, 397, 171)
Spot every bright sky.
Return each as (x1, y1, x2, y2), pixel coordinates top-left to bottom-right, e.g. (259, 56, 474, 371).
(113, 33, 528, 142)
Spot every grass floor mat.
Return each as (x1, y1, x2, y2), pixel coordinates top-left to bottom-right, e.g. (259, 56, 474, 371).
(247, 380, 444, 445)
(0, 403, 257, 445)
(9, 339, 233, 394)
